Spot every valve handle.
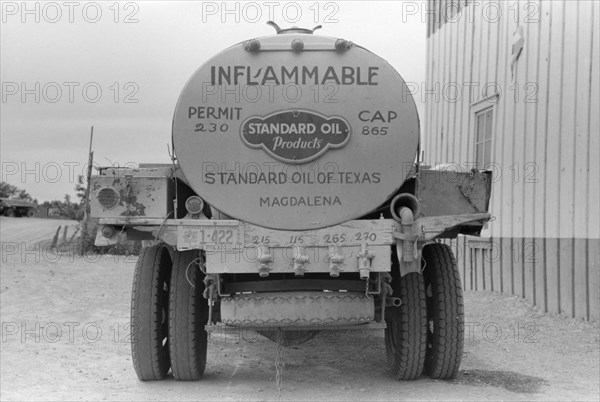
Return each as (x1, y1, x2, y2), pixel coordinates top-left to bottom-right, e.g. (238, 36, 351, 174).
(267, 21, 323, 34)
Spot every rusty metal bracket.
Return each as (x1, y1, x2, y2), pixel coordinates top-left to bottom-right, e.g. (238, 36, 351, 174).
(206, 322, 387, 333)
(415, 213, 491, 241)
(204, 275, 217, 324)
(392, 231, 419, 241)
(395, 207, 421, 277)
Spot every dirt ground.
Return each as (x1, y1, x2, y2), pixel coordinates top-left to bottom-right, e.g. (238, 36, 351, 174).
(1, 216, 599, 401)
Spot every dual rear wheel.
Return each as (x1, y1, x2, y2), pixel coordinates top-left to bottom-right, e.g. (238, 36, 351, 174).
(130, 245, 208, 381)
(131, 243, 463, 381)
(385, 243, 464, 380)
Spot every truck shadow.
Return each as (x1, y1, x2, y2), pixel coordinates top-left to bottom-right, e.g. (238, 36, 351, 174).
(198, 332, 549, 395)
(454, 369, 548, 393)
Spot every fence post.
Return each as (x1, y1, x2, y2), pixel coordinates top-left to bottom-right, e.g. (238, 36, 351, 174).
(51, 226, 61, 249)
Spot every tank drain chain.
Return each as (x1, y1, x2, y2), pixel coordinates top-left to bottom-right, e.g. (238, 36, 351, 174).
(275, 330, 285, 401)
(457, 170, 482, 213)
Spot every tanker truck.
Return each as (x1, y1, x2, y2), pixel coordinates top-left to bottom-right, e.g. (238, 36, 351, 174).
(91, 23, 491, 382)
(0, 198, 37, 217)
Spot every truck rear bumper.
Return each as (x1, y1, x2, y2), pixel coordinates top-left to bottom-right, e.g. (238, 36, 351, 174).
(96, 213, 490, 276)
(97, 218, 397, 275)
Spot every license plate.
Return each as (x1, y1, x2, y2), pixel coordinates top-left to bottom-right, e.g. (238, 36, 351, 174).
(177, 223, 243, 251)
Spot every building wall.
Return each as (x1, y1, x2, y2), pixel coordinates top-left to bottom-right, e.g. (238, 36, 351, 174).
(424, 0, 599, 320)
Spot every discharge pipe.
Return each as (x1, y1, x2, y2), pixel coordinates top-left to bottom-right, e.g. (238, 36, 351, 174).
(389, 193, 420, 222)
(386, 297, 402, 307)
(390, 193, 420, 264)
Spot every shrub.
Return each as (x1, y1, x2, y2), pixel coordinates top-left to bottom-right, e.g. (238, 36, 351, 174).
(78, 219, 142, 256)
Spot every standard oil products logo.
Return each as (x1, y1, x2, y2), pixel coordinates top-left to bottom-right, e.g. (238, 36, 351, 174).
(240, 110, 351, 164)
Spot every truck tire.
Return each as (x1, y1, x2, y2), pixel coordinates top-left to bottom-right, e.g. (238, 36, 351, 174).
(169, 250, 208, 381)
(422, 243, 464, 379)
(26, 209, 35, 217)
(131, 244, 172, 381)
(4, 208, 15, 217)
(385, 272, 427, 380)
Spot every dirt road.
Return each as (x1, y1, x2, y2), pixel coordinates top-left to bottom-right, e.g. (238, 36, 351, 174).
(0, 217, 79, 245)
(1, 216, 598, 401)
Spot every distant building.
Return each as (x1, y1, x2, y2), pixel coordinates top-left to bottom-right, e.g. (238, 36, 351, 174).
(424, 0, 599, 320)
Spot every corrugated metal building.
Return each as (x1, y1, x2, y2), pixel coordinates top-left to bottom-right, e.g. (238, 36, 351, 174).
(424, 0, 599, 320)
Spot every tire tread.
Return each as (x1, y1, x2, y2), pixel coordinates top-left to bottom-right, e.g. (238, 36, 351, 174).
(131, 245, 171, 381)
(169, 250, 208, 381)
(385, 272, 427, 380)
(423, 243, 464, 379)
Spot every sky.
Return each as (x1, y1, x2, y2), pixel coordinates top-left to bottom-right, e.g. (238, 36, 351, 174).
(1, 0, 427, 202)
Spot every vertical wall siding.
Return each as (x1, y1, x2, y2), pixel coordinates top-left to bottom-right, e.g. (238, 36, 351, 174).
(425, 0, 600, 320)
(589, 0, 600, 322)
(445, 237, 600, 321)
